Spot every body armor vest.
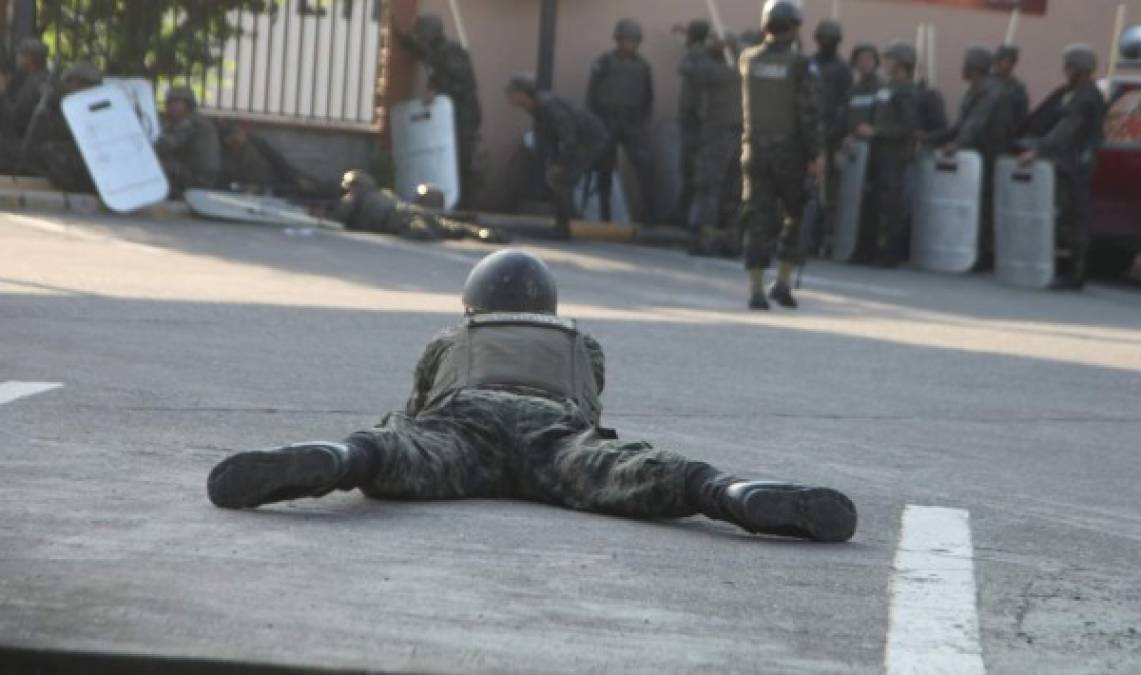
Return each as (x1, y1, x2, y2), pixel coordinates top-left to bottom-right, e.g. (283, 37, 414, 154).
(847, 77, 882, 130)
(426, 313, 602, 422)
(742, 46, 798, 140)
(701, 62, 743, 130)
(594, 53, 650, 112)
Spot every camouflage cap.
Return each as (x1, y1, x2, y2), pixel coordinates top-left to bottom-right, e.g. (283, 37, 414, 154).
(1062, 43, 1097, 73)
(413, 13, 445, 43)
(504, 73, 538, 98)
(165, 86, 198, 108)
(814, 19, 843, 43)
(963, 46, 993, 74)
(61, 61, 103, 86)
(614, 18, 643, 42)
(884, 41, 917, 69)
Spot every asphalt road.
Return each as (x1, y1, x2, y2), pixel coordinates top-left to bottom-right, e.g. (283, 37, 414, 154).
(1, 210, 1139, 674)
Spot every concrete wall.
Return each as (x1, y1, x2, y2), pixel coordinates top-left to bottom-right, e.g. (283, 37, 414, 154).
(411, 0, 1141, 210)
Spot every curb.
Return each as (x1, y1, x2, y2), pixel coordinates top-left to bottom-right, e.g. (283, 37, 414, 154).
(0, 184, 190, 220)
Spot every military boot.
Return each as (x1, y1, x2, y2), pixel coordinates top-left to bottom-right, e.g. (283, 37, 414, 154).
(721, 481, 857, 542)
(207, 442, 367, 509)
(748, 267, 770, 310)
(769, 280, 799, 308)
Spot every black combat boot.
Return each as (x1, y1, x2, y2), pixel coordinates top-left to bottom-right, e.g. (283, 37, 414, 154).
(768, 280, 799, 308)
(720, 481, 857, 542)
(207, 442, 369, 509)
(748, 291, 771, 310)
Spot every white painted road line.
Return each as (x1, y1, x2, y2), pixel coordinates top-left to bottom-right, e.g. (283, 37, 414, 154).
(0, 381, 63, 406)
(885, 505, 986, 675)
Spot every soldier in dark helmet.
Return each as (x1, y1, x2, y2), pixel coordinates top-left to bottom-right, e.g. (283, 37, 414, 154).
(505, 74, 609, 238)
(30, 62, 104, 191)
(1018, 44, 1107, 290)
(738, 0, 823, 310)
(840, 43, 883, 262)
(399, 13, 482, 210)
(155, 86, 221, 195)
(335, 170, 498, 242)
(673, 18, 714, 226)
(811, 19, 853, 256)
(206, 249, 857, 543)
(587, 18, 657, 225)
(0, 38, 50, 141)
(993, 45, 1030, 136)
(852, 41, 919, 268)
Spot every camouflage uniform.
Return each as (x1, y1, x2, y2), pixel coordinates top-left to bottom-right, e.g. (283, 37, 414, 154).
(677, 42, 714, 223)
(841, 74, 883, 259)
(587, 50, 656, 224)
(156, 111, 221, 194)
(688, 51, 743, 253)
(867, 79, 918, 263)
(812, 50, 853, 253)
(995, 75, 1030, 142)
(0, 67, 49, 140)
(1024, 80, 1106, 282)
(530, 92, 609, 235)
(739, 37, 821, 270)
(402, 27, 482, 209)
(915, 82, 949, 137)
(219, 132, 277, 193)
(336, 184, 472, 241)
(344, 324, 692, 516)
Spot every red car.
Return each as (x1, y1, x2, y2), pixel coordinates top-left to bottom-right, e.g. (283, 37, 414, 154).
(1091, 75, 1141, 276)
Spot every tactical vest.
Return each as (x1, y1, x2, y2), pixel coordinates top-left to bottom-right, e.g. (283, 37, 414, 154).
(594, 53, 650, 111)
(701, 62, 743, 130)
(847, 77, 882, 130)
(426, 313, 602, 421)
(742, 47, 798, 139)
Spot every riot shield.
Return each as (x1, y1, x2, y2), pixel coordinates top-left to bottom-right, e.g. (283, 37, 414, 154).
(104, 77, 161, 142)
(993, 157, 1055, 289)
(60, 84, 169, 213)
(831, 140, 869, 262)
(911, 150, 983, 273)
(184, 189, 343, 230)
(391, 95, 460, 210)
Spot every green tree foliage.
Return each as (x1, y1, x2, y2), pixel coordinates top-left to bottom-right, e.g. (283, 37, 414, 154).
(38, 0, 277, 79)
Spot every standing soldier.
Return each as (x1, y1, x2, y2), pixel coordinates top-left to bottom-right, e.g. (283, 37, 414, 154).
(934, 47, 1008, 267)
(506, 75, 609, 239)
(674, 19, 713, 226)
(811, 19, 853, 255)
(994, 45, 1030, 138)
(739, 0, 823, 310)
(400, 13, 483, 209)
(1018, 45, 1107, 290)
(0, 38, 50, 142)
(688, 32, 743, 255)
(841, 44, 882, 261)
(206, 248, 858, 544)
(852, 42, 919, 267)
(155, 87, 221, 195)
(587, 18, 656, 225)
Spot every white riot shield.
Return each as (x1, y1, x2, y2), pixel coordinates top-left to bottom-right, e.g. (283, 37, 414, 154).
(61, 85, 169, 213)
(184, 189, 343, 230)
(104, 77, 161, 142)
(391, 95, 460, 210)
(832, 140, 869, 262)
(994, 157, 1055, 289)
(911, 150, 983, 273)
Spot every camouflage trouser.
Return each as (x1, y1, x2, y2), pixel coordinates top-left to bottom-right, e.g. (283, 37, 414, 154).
(596, 123, 657, 224)
(346, 389, 695, 519)
(740, 140, 807, 269)
(1056, 165, 1092, 279)
(690, 126, 742, 254)
(161, 158, 217, 196)
(38, 140, 95, 193)
(869, 146, 909, 255)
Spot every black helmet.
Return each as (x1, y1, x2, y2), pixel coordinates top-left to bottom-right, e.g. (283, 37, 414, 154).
(1122, 25, 1141, 59)
(614, 18, 643, 42)
(462, 249, 558, 315)
(762, 0, 803, 34)
(884, 41, 917, 69)
(814, 19, 843, 45)
(686, 19, 711, 45)
(166, 85, 198, 109)
(413, 13, 445, 44)
(994, 44, 1020, 64)
(504, 73, 539, 97)
(1063, 43, 1097, 73)
(963, 46, 993, 74)
(414, 183, 445, 209)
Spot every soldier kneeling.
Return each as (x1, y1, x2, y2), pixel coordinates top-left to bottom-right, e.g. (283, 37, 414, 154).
(207, 250, 857, 543)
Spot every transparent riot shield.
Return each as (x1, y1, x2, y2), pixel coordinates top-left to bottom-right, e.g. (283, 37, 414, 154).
(911, 150, 983, 273)
(994, 157, 1056, 289)
(391, 95, 460, 210)
(832, 140, 869, 262)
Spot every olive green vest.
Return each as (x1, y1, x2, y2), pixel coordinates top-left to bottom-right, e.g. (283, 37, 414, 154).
(427, 313, 602, 422)
(741, 47, 798, 140)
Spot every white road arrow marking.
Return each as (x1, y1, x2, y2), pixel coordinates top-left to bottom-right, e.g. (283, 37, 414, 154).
(886, 505, 986, 675)
(0, 381, 63, 406)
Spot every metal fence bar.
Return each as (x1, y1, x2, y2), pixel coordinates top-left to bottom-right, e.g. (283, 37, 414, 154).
(357, 0, 370, 122)
(294, 1, 306, 117)
(247, 8, 258, 113)
(326, 0, 337, 119)
(341, 0, 352, 120)
(262, 8, 274, 114)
